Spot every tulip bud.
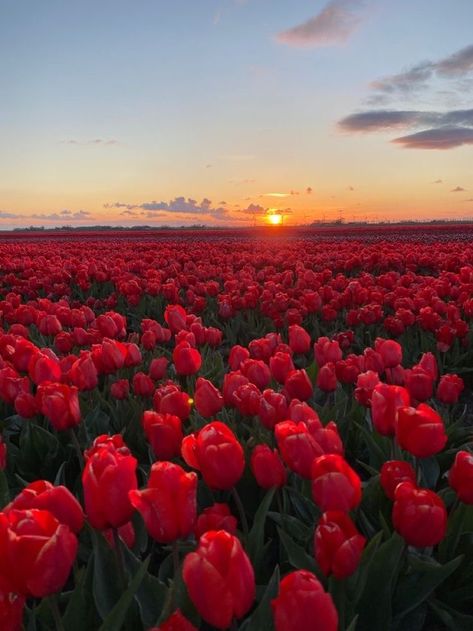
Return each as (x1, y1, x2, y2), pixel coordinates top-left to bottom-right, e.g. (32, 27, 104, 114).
(183, 530, 255, 629)
(311, 454, 361, 512)
(271, 570, 338, 631)
(250, 445, 287, 489)
(396, 403, 447, 458)
(449, 450, 473, 503)
(393, 482, 447, 547)
(314, 511, 366, 579)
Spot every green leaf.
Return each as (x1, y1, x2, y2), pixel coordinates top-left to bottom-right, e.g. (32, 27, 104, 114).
(91, 529, 123, 620)
(121, 542, 167, 627)
(419, 456, 440, 489)
(277, 527, 321, 579)
(268, 512, 312, 543)
(98, 557, 150, 631)
(393, 554, 463, 621)
(0, 470, 10, 509)
(355, 532, 406, 631)
(63, 557, 99, 631)
(247, 488, 275, 566)
(240, 565, 280, 631)
(429, 599, 473, 631)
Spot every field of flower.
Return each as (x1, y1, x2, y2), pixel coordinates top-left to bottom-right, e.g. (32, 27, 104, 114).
(1, 225, 473, 630)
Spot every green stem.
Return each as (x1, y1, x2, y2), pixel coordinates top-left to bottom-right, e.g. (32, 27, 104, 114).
(112, 528, 128, 592)
(171, 540, 180, 608)
(69, 427, 84, 469)
(48, 595, 65, 631)
(232, 487, 249, 539)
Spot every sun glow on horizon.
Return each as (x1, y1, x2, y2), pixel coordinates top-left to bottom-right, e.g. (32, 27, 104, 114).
(267, 213, 283, 226)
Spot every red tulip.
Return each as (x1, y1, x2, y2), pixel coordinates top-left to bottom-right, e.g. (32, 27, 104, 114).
(275, 421, 323, 479)
(181, 421, 245, 490)
(314, 511, 366, 579)
(173, 341, 201, 376)
(0, 509, 77, 598)
(132, 371, 155, 397)
(393, 482, 447, 547)
(228, 345, 250, 371)
(449, 450, 473, 503)
(284, 369, 313, 401)
(270, 352, 295, 384)
(371, 383, 410, 436)
(36, 382, 81, 431)
(5, 480, 84, 533)
(194, 377, 223, 417)
(142, 411, 183, 459)
(288, 325, 311, 354)
(314, 337, 342, 367)
(316, 362, 337, 392)
(151, 610, 197, 631)
(396, 403, 447, 458)
(183, 530, 255, 629)
(271, 570, 338, 631)
(311, 454, 362, 512)
(195, 503, 237, 539)
(164, 304, 188, 333)
(354, 370, 380, 407)
(436, 374, 464, 404)
(0, 591, 25, 631)
(82, 442, 137, 529)
(110, 378, 130, 399)
(241, 359, 271, 390)
(380, 460, 417, 500)
(375, 338, 402, 368)
(129, 461, 197, 543)
(258, 389, 289, 430)
(404, 367, 434, 402)
(250, 445, 287, 489)
(149, 357, 169, 381)
(69, 353, 98, 391)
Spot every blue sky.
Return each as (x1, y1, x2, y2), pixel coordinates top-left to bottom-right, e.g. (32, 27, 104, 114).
(1, 0, 473, 227)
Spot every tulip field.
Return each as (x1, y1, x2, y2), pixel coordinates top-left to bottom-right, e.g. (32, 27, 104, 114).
(2, 225, 473, 630)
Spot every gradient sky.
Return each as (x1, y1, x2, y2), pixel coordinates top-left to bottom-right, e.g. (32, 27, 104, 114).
(1, 0, 473, 228)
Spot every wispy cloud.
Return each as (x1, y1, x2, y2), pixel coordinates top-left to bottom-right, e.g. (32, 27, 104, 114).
(0, 211, 20, 219)
(433, 179, 443, 184)
(276, 0, 370, 48)
(30, 210, 92, 220)
(451, 186, 467, 192)
(370, 44, 473, 97)
(263, 192, 291, 198)
(61, 139, 119, 146)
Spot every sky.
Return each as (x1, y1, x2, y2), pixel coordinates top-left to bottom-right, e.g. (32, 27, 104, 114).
(1, 0, 473, 228)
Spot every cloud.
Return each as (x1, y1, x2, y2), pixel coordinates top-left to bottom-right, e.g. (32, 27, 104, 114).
(369, 44, 473, 97)
(451, 186, 466, 192)
(105, 197, 229, 219)
(240, 203, 267, 215)
(347, 186, 355, 191)
(433, 179, 443, 184)
(338, 108, 473, 132)
(61, 139, 118, 146)
(306, 187, 313, 194)
(391, 127, 473, 150)
(276, 0, 369, 48)
(263, 192, 291, 198)
(0, 211, 20, 219)
(436, 44, 473, 77)
(30, 210, 92, 220)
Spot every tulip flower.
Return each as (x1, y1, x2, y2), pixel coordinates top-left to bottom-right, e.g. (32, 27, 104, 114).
(380, 460, 417, 500)
(393, 482, 447, 547)
(129, 461, 197, 543)
(82, 442, 138, 530)
(4, 480, 84, 533)
(195, 503, 237, 539)
(183, 530, 255, 629)
(314, 511, 366, 579)
(0, 509, 77, 598)
(181, 421, 245, 490)
(36, 382, 81, 431)
(150, 610, 197, 631)
(311, 454, 362, 512)
(449, 450, 473, 503)
(194, 377, 223, 417)
(142, 411, 183, 460)
(271, 570, 338, 631)
(288, 325, 311, 354)
(396, 403, 447, 458)
(436, 373, 464, 404)
(371, 383, 410, 436)
(250, 445, 287, 489)
(284, 369, 313, 401)
(275, 421, 324, 479)
(173, 341, 202, 376)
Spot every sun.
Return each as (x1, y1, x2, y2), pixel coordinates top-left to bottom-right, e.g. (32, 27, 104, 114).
(267, 213, 283, 226)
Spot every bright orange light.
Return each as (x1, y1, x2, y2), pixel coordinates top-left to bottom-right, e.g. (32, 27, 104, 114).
(267, 213, 283, 226)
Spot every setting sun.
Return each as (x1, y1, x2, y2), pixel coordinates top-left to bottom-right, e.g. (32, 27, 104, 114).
(268, 213, 283, 226)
